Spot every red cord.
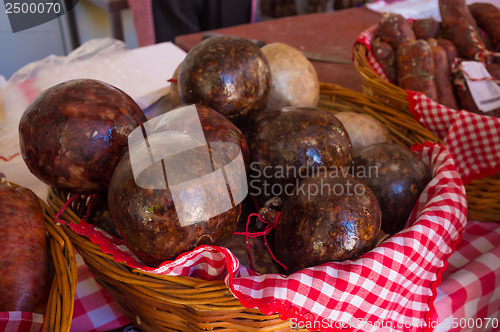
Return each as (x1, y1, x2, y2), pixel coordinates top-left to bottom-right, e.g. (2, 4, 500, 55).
(234, 212, 288, 272)
(53, 194, 78, 224)
(0, 153, 20, 162)
(81, 194, 97, 221)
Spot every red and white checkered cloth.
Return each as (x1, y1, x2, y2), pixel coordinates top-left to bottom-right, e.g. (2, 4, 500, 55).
(407, 92, 500, 185)
(351, 24, 500, 331)
(0, 312, 43, 332)
(430, 220, 500, 332)
(229, 143, 467, 331)
(47, 142, 467, 332)
(69, 254, 131, 332)
(66, 219, 500, 332)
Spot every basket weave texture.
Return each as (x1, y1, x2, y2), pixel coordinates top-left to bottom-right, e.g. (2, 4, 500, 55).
(318, 82, 439, 147)
(42, 201, 77, 332)
(5, 182, 77, 332)
(45, 83, 468, 332)
(353, 37, 500, 223)
(47, 188, 297, 332)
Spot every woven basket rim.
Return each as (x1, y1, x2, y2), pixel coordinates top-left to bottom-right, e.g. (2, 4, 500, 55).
(353, 42, 409, 105)
(318, 81, 442, 146)
(45, 187, 239, 294)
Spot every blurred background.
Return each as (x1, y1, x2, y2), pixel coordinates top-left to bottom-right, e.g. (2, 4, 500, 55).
(0, 0, 366, 80)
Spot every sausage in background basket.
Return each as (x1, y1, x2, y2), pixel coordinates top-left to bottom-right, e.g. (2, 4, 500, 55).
(486, 63, 500, 80)
(412, 17, 440, 40)
(453, 73, 481, 114)
(437, 38, 459, 69)
(0, 181, 50, 313)
(429, 39, 459, 110)
(468, 2, 500, 53)
(396, 40, 438, 101)
(453, 62, 500, 117)
(439, 0, 487, 61)
(371, 37, 397, 83)
(374, 12, 416, 50)
(482, 63, 500, 117)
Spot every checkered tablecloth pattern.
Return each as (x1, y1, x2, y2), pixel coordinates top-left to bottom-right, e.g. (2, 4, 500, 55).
(69, 254, 131, 332)
(66, 218, 500, 332)
(0, 312, 43, 332)
(431, 220, 500, 332)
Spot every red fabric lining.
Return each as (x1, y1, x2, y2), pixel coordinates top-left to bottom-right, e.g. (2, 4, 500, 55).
(407, 91, 500, 185)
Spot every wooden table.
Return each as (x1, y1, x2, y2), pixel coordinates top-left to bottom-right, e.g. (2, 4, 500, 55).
(174, 6, 381, 92)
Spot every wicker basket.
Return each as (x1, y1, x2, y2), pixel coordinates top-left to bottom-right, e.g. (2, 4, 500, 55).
(46, 188, 297, 332)
(6, 181, 77, 332)
(353, 42, 500, 223)
(318, 82, 440, 146)
(44, 83, 447, 332)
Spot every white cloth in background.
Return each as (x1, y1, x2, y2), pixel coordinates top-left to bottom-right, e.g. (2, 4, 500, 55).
(0, 38, 186, 199)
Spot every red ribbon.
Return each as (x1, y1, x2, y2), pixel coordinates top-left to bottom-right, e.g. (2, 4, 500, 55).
(167, 78, 178, 84)
(468, 25, 500, 63)
(53, 193, 96, 225)
(450, 25, 500, 90)
(53, 194, 78, 225)
(234, 212, 288, 272)
(0, 153, 20, 162)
